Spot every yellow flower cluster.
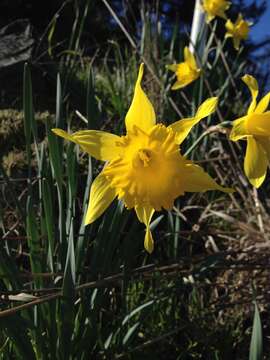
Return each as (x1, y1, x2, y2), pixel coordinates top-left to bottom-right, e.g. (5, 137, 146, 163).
(202, 0, 251, 50)
(166, 5, 251, 92)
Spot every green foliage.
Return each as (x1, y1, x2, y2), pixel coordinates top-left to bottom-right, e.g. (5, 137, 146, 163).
(249, 300, 263, 360)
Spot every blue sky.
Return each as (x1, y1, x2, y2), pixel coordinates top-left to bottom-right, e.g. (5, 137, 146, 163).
(248, 1, 270, 41)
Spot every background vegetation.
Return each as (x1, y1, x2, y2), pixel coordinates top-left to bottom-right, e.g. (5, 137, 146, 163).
(0, 0, 270, 358)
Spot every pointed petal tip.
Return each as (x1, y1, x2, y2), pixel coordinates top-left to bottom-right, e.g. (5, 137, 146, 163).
(138, 63, 144, 81)
(209, 96, 218, 107)
(241, 74, 258, 89)
(51, 128, 62, 135)
(51, 128, 74, 141)
(166, 64, 178, 72)
(84, 216, 94, 226)
(171, 81, 185, 90)
(221, 186, 235, 194)
(195, 96, 219, 119)
(249, 176, 265, 189)
(125, 63, 156, 133)
(144, 228, 154, 254)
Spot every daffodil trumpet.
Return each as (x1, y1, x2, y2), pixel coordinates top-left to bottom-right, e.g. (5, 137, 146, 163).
(53, 64, 233, 253)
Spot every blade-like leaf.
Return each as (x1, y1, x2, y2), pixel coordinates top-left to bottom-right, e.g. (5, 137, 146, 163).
(249, 301, 263, 360)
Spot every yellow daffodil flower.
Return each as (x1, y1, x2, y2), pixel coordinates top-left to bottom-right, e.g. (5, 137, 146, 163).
(230, 75, 270, 188)
(167, 47, 201, 90)
(225, 14, 251, 50)
(53, 64, 233, 253)
(202, 0, 231, 23)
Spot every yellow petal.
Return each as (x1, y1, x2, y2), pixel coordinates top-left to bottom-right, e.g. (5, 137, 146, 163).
(257, 136, 270, 161)
(182, 163, 234, 193)
(135, 205, 155, 253)
(244, 136, 268, 188)
(184, 47, 197, 70)
(166, 64, 178, 72)
(52, 128, 122, 161)
(125, 63, 156, 134)
(217, 11, 227, 20)
(255, 91, 270, 114)
(242, 74, 258, 114)
(206, 13, 214, 23)
(171, 79, 190, 90)
(144, 228, 154, 254)
(85, 172, 117, 225)
(230, 116, 248, 141)
(246, 112, 270, 136)
(169, 97, 218, 144)
(225, 19, 234, 33)
(52, 128, 75, 142)
(195, 97, 218, 118)
(135, 204, 154, 225)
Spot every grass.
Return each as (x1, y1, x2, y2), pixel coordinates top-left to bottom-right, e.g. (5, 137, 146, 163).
(0, 1, 268, 358)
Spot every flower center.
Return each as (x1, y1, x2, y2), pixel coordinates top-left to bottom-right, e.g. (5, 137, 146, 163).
(133, 148, 152, 168)
(104, 124, 187, 210)
(237, 22, 249, 38)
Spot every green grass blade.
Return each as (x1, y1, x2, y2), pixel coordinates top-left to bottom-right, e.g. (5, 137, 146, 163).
(26, 204, 43, 288)
(58, 226, 76, 358)
(23, 63, 34, 165)
(42, 176, 55, 272)
(249, 300, 263, 360)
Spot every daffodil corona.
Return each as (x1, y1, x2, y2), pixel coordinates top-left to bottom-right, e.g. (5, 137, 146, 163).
(225, 14, 251, 50)
(53, 64, 233, 253)
(230, 75, 270, 188)
(202, 0, 230, 23)
(167, 47, 201, 90)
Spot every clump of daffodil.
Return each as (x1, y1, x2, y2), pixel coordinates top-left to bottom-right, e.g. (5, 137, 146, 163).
(52, 64, 233, 253)
(166, 47, 201, 90)
(202, 0, 231, 23)
(230, 75, 270, 188)
(225, 14, 251, 50)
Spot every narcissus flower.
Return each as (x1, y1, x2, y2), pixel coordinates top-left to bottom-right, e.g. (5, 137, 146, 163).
(225, 14, 251, 50)
(167, 47, 201, 90)
(230, 75, 270, 188)
(202, 0, 231, 23)
(53, 64, 233, 253)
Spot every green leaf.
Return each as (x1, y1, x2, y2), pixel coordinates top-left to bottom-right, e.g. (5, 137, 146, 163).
(58, 227, 76, 358)
(86, 66, 100, 129)
(26, 205, 43, 288)
(122, 322, 140, 346)
(23, 63, 34, 164)
(122, 300, 154, 326)
(249, 301, 263, 360)
(48, 15, 57, 57)
(42, 177, 55, 272)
